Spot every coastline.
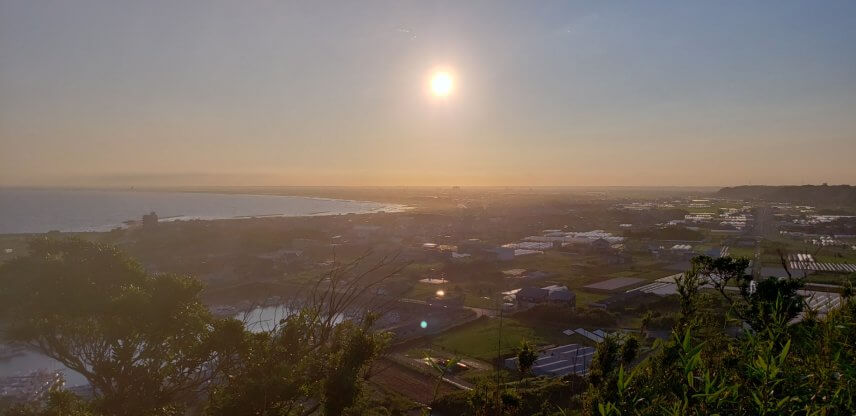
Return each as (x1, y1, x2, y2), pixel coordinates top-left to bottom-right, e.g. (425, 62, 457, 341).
(0, 189, 411, 235)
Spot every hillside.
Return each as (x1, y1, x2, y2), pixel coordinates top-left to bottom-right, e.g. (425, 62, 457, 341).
(717, 185, 856, 207)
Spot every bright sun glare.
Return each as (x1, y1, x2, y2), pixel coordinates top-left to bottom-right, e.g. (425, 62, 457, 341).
(430, 71, 454, 97)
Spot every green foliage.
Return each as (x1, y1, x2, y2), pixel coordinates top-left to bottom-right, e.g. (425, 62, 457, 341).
(4, 244, 855, 416)
(424, 356, 461, 416)
(515, 305, 619, 328)
(0, 238, 244, 416)
(2, 390, 96, 416)
(581, 255, 856, 415)
(206, 311, 389, 416)
(517, 341, 538, 380)
(432, 377, 584, 416)
(0, 239, 396, 416)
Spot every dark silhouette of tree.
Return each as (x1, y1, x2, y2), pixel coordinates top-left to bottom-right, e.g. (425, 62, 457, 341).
(0, 238, 244, 416)
(205, 250, 406, 416)
(516, 340, 538, 381)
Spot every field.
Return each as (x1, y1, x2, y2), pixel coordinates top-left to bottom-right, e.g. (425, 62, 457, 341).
(429, 316, 572, 362)
(727, 246, 756, 259)
(804, 272, 856, 286)
(368, 358, 458, 405)
(574, 291, 610, 306)
(758, 237, 856, 267)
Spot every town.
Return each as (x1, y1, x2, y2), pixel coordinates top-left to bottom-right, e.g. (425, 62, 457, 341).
(3, 185, 854, 411)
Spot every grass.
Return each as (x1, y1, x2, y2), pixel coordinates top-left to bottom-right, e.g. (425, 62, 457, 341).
(804, 272, 856, 286)
(510, 251, 585, 276)
(574, 291, 609, 306)
(464, 295, 496, 309)
(402, 282, 442, 300)
(728, 246, 755, 259)
(814, 255, 856, 264)
(430, 317, 569, 362)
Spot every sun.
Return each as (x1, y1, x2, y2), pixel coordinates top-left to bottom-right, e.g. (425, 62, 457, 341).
(430, 71, 454, 97)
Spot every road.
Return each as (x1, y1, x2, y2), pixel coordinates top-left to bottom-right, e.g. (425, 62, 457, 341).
(751, 205, 776, 277)
(399, 298, 498, 318)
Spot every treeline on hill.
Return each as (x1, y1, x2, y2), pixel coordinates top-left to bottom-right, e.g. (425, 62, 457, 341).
(717, 184, 856, 207)
(2, 239, 856, 415)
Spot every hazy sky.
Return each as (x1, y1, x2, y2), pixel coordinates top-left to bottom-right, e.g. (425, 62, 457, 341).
(2, 1, 855, 187)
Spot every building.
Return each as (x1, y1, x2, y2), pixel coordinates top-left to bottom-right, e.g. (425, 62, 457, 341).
(142, 211, 158, 228)
(589, 291, 648, 310)
(515, 285, 575, 308)
(546, 287, 576, 307)
(516, 287, 549, 305)
(584, 277, 645, 293)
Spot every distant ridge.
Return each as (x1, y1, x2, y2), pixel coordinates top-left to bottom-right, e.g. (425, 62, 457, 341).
(717, 185, 856, 207)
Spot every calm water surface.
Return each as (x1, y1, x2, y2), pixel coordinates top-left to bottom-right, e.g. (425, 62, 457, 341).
(0, 188, 405, 234)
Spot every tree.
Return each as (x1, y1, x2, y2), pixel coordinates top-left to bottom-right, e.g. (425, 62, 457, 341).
(516, 340, 538, 381)
(0, 238, 244, 416)
(640, 310, 653, 338)
(205, 250, 405, 416)
(583, 254, 856, 415)
(694, 254, 804, 334)
(3, 389, 96, 416)
(425, 356, 461, 416)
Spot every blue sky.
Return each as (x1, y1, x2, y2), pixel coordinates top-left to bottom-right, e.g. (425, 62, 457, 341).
(1, 1, 855, 186)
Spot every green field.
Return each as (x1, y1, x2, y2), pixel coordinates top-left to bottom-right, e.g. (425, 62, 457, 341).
(574, 291, 609, 306)
(727, 246, 755, 259)
(757, 237, 856, 266)
(804, 272, 856, 286)
(430, 317, 570, 362)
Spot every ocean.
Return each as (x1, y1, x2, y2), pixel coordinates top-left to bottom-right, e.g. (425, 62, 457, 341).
(0, 188, 405, 234)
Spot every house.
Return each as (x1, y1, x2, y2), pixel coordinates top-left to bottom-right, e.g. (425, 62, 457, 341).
(516, 285, 575, 308)
(516, 287, 549, 305)
(546, 286, 576, 308)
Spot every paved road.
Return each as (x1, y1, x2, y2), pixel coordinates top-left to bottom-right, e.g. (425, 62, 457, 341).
(399, 298, 498, 318)
(751, 205, 776, 277)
